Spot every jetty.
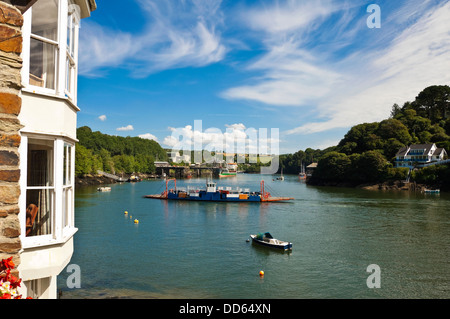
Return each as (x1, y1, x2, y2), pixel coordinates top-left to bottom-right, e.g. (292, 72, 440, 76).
(97, 170, 128, 182)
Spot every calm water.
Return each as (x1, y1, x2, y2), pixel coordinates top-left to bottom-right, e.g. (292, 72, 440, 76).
(58, 174, 450, 299)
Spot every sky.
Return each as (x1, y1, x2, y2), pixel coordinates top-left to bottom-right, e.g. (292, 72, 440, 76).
(76, 0, 450, 155)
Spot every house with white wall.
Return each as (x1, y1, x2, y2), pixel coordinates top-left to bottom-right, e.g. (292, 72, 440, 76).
(10, 0, 96, 298)
(395, 143, 447, 168)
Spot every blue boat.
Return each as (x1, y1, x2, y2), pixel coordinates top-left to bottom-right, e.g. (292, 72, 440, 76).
(250, 232, 292, 250)
(145, 179, 294, 203)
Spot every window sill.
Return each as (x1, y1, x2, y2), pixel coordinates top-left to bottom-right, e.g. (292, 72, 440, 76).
(21, 87, 80, 112)
(21, 227, 78, 250)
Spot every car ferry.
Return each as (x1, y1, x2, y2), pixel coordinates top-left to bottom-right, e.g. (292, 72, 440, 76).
(145, 179, 294, 203)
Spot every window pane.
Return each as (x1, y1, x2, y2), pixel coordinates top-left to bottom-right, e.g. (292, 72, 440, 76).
(65, 57, 75, 95)
(63, 144, 72, 185)
(27, 139, 54, 187)
(62, 187, 72, 228)
(26, 189, 53, 237)
(67, 14, 76, 58)
(31, 0, 58, 41)
(68, 145, 72, 184)
(29, 38, 57, 90)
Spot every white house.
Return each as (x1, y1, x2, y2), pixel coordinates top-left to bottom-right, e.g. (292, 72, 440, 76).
(170, 151, 191, 164)
(16, 0, 96, 299)
(395, 143, 447, 168)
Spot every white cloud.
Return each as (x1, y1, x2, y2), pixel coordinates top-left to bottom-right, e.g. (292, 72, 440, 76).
(222, 39, 342, 106)
(98, 115, 107, 121)
(79, 0, 226, 77)
(138, 133, 158, 142)
(162, 123, 280, 155)
(222, 1, 450, 137)
(286, 1, 450, 135)
(225, 123, 246, 131)
(116, 125, 134, 132)
(245, 0, 336, 34)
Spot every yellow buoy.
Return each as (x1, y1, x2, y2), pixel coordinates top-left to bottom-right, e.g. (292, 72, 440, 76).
(134, 219, 139, 224)
(124, 211, 128, 215)
(259, 270, 264, 277)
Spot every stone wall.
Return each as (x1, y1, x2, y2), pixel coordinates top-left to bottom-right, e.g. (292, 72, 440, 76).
(0, 1, 23, 273)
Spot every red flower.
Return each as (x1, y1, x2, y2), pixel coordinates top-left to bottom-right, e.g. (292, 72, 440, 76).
(1, 257, 15, 271)
(9, 275, 21, 289)
(0, 256, 31, 299)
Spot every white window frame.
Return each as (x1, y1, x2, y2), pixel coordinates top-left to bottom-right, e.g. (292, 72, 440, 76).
(22, 0, 79, 103)
(20, 134, 77, 248)
(65, 2, 80, 102)
(62, 142, 75, 237)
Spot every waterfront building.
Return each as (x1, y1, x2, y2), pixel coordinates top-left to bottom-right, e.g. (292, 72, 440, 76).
(395, 143, 447, 168)
(306, 162, 318, 177)
(0, 0, 96, 299)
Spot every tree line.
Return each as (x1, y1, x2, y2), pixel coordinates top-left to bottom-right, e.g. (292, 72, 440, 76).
(282, 85, 450, 188)
(75, 126, 168, 177)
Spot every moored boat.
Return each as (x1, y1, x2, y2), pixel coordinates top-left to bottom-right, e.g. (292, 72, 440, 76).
(298, 162, 306, 180)
(250, 232, 292, 250)
(97, 187, 111, 192)
(219, 163, 237, 177)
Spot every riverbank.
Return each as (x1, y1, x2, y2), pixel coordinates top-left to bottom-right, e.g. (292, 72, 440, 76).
(357, 181, 428, 192)
(306, 179, 443, 192)
(75, 173, 160, 188)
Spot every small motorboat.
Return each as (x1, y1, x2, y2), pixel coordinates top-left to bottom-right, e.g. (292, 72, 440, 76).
(424, 189, 440, 194)
(97, 187, 111, 192)
(250, 232, 292, 250)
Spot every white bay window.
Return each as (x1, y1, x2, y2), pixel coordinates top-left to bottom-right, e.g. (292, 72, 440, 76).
(21, 135, 76, 247)
(23, 0, 80, 103)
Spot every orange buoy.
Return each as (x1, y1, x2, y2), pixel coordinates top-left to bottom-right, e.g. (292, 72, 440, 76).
(259, 270, 264, 277)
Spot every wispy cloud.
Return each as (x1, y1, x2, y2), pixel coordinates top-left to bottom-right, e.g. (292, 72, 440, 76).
(222, 0, 450, 136)
(98, 115, 107, 121)
(286, 1, 450, 135)
(79, 0, 226, 77)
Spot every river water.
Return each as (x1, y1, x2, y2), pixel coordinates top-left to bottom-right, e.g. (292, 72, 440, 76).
(58, 174, 449, 299)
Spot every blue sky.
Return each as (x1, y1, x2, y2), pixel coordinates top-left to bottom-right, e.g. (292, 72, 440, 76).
(76, 0, 450, 154)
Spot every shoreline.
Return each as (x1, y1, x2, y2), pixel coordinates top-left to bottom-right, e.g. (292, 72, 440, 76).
(306, 179, 443, 192)
(75, 173, 160, 188)
(76, 173, 444, 193)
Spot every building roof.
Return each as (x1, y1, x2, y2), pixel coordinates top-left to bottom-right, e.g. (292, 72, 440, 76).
(409, 143, 434, 152)
(396, 143, 448, 158)
(395, 146, 409, 157)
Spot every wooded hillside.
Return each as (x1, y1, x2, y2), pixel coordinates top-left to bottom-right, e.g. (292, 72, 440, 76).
(75, 126, 168, 177)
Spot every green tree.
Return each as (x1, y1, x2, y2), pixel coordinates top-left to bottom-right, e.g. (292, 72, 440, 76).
(75, 144, 91, 176)
(313, 152, 351, 182)
(353, 150, 389, 183)
(377, 119, 411, 145)
(415, 85, 450, 122)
